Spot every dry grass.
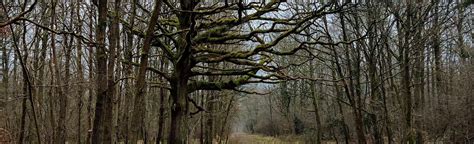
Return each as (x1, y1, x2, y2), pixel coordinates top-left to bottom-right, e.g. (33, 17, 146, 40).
(228, 133, 303, 144)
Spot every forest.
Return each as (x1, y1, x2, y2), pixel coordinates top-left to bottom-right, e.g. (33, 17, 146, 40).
(0, 0, 473, 143)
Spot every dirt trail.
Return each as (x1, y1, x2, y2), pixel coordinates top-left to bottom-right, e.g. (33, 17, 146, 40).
(227, 133, 303, 144)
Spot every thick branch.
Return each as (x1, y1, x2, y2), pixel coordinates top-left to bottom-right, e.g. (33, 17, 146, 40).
(188, 76, 251, 93)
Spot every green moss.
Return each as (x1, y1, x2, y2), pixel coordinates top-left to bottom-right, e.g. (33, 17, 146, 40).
(232, 76, 248, 85)
(200, 18, 238, 28)
(216, 18, 238, 24)
(256, 44, 270, 49)
(194, 26, 229, 42)
(160, 18, 179, 26)
(230, 51, 248, 58)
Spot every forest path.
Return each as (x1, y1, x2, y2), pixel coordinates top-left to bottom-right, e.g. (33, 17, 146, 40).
(227, 133, 303, 144)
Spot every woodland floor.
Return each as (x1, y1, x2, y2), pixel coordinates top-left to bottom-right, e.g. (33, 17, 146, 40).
(228, 133, 302, 144)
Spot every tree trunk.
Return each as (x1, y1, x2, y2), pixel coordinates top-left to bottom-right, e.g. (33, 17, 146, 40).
(309, 52, 322, 144)
(11, 18, 41, 144)
(75, 0, 84, 142)
(323, 13, 351, 143)
(402, 2, 418, 143)
(205, 64, 217, 144)
(169, 76, 190, 144)
(130, 0, 161, 142)
(18, 79, 27, 144)
(107, 0, 119, 142)
(169, 1, 196, 143)
(338, 5, 366, 143)
(156, 56, 168, 144)
(122, 0, 137, 142)
(49, 0, 62, 142)
(91, 0, 112, 143)
(56, 27, 71, 144)
(205, 90, 215, 144)
(76, 29, 84, 144)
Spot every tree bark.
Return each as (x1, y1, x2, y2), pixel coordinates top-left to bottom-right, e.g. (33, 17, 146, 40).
(156, 56, 168, 144)
(86, 2, 95, 143)
(91, 0, 112, 143)
(309, 60, 322, 144)
(74, 0, 84, 142)
(400, 3, 413, 142)
(10, 17, 41, 144)
(107, 0, 120, 143)
(122, 0, 137, 142)
(130, 0, 161, 142)
(168, 1, 197, 143)
(338, 4, 366, 143)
